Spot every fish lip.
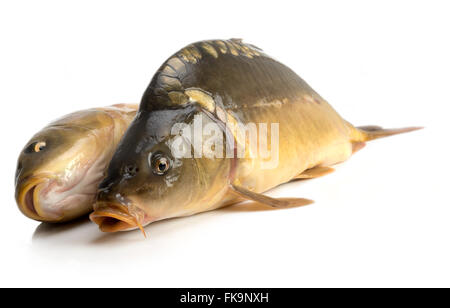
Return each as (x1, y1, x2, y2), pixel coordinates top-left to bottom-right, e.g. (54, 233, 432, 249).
(16, 177, 64, 222)
(89, 203, 141, 233)
(24, 185, 38, 216)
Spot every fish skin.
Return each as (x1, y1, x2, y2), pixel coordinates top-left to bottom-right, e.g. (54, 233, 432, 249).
(141, 39, 354, 193)
(92, 39, 419, 232)
(15, 104, 138, 222)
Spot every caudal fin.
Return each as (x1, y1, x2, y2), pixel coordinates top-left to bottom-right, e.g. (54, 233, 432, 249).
(356, 125, 423, 141)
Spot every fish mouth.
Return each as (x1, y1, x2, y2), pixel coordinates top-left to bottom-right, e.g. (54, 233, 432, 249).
(24, 185, 39, 217)
(16, 178, 63, 222)
(89, 203, 147, 236)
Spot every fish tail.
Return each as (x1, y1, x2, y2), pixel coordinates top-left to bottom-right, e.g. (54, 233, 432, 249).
(353, 125, 423, 142)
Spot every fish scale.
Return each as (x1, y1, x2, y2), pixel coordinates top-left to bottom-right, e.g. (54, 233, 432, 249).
(90, 39, 421, 234)
(144, 39, 353, 192)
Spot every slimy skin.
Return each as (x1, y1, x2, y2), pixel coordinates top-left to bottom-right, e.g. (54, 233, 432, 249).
(15, 104, 138, 222)
(90, 39, 420, 233)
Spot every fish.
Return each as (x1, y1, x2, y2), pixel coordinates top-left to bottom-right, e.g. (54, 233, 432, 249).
(15, 104, 138, 222)
(89, 39, 421, 233)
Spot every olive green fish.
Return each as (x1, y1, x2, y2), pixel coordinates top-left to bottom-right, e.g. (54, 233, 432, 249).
(90, 39, 420, 233)
(15, 104, 138, 222)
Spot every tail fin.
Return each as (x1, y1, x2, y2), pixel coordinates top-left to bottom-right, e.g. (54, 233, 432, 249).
(356, 125, 423, 142)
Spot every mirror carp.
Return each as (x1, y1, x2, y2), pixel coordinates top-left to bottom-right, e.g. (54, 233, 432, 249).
(89, 39, 421, 234)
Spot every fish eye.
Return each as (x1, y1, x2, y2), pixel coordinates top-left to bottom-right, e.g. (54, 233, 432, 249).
(34, 141, 46, 152)
(149, 153, 171, 175)
(25, 141, 46, 153)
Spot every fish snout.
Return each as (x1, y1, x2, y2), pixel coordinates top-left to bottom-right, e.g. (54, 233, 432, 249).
(93, 170, 149, 234)
(122, 164, 139, 178)
(90, 202, 147, 235)
(98, 163, 139, 194)
(96, 186, 114, 204)
(15, 177, 63, 222)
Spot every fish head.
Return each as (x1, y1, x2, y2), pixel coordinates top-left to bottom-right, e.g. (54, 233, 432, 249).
(91, 106, 232, 232)
(15, 109, 116, 222)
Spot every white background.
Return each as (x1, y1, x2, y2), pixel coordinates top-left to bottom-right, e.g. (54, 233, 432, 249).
(0, 0, 449, 287)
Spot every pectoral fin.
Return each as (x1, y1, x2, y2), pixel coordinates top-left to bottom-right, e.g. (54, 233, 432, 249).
(293, 166, 335, 180)
(230, 184, 313, 208)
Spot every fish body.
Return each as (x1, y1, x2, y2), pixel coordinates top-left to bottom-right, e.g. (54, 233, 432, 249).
(15, 104, 138, 222)
(90, 39, 420, 233)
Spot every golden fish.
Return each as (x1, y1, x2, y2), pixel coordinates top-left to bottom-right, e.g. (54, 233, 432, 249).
(15, 104, 137, 222)
(89, 39, 421, 234)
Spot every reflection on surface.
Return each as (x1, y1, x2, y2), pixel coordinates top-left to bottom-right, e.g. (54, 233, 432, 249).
(27, 180, 313, 273)
(32, 200, 305, 242)
(33, 215, 91, 240)
(31, 180, 312, 246)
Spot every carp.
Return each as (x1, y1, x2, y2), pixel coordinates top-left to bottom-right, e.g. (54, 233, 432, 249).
(15, 104, 138, 222)
(90, 39, 420, 234)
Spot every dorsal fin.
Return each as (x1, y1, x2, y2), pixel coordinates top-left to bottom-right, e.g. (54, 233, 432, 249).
(141, 39, 265, 110)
